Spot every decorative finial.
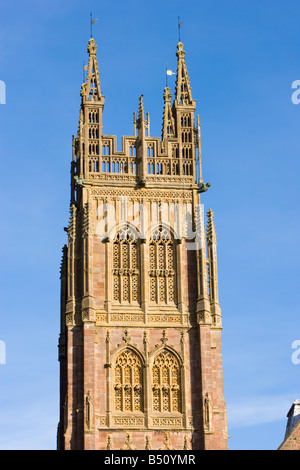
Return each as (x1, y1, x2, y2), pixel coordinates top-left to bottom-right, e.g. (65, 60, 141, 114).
(183, 435, 190, 450)
(176, 40, 186, 58)
(87, 37, 97, 55)
(121, 432, 136, 450)
(138, 95, 145, 121)
(106, 435, 112, 450)
(122, 329, 131, 344)
(161, 329, 168, 345)
(160, 432, 175, 450)
(145, 435, 151, 450)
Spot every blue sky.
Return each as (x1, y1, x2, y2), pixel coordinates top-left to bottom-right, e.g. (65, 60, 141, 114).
(0, 0, 299, 450)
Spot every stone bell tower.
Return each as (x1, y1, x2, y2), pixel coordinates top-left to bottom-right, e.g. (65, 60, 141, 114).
(57, 34, 228, 450)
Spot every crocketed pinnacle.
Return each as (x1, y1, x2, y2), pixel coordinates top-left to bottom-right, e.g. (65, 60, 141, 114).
(175, 41, 193, 105)
(162, 86, 175, 139)
(138, 95, 145, 122)
(60, 245, 68, 279)
(67, 204, 77, 240)
(81, 37, 102, 101)
(176, 41, 186, 59)
(206, 209, 217, 245)
(87, 37, 97, 55)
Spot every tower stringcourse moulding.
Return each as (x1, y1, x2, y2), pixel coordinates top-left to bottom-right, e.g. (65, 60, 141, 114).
(57, 29, 228, 451)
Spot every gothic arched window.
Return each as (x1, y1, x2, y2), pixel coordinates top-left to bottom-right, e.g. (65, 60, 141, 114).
(113, 226, 140, 304)
(152, 350, 181, 413)
(149, 226, 176, 304)
(114, 348, 143, 412)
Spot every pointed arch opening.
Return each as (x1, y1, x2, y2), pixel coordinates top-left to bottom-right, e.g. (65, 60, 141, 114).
(112, 225, 140, 304)
(152, 349, 182, 413)
(149, 225, 176, 305)
(113, 347, 144, 412)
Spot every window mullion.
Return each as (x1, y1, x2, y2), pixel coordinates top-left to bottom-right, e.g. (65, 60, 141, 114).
(128, 242, 132, 304)
(130, 366, 134, 411)
(121, 366, 125, 412)
(165, 242, 168, 304)
(155, 242, 159, 303)
(159, 366, 162, 412)
(168, 366, 172, 412)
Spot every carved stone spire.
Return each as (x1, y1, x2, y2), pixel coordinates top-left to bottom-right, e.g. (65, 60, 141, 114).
(162, 86, 175, 139)
(136, 95, 150, 183)
(75, 36, 105, 180)
(174, 42, 193, 106)
(206, 209, 217, 245)
(137, 95, 150, 135)
(81, 38, 103, 102)
(172, 40, 196, 177)
(138, 95, 145, 124)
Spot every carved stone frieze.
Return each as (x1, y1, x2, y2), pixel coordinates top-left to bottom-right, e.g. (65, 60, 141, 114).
(91, 188, 193, 203)
(147, 314, 181, 324)
(110, 313, 144, 323)
(113, 417, 145, 427)
(151, 417, 183, 427)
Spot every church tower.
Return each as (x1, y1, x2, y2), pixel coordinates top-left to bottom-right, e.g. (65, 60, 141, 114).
(57, 34, 228, 451)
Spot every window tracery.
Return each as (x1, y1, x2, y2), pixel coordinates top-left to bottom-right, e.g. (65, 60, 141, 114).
(149, 227, 176, 304)
(152, 350, 181, 413)
(114, 348, 143, 412)
(113, 226, 140, 304)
